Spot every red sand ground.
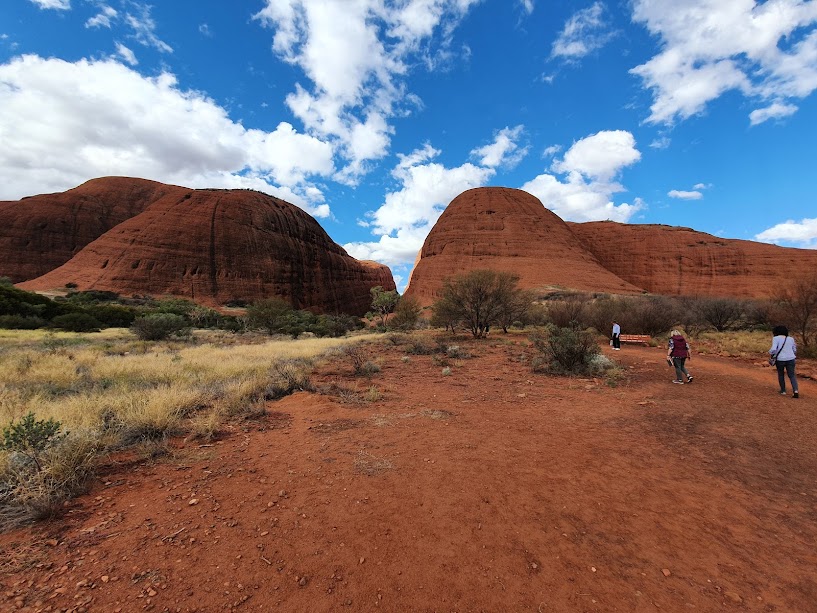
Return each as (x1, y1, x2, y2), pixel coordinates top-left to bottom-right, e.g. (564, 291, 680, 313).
(2, 338, 816, 612)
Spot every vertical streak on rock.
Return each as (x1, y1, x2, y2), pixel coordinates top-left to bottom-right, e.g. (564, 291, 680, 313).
(209, 197, 219, 298)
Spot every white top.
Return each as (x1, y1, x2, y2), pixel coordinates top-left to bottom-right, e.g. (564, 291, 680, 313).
(769, 335, 796, 361)
(612, 323, 621, 335)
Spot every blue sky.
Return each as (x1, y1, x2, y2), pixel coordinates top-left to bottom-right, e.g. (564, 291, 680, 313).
(1, 0, 816, 289)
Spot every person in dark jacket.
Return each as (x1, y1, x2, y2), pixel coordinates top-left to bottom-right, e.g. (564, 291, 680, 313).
(667, 329, 693, 384)
(769, 325, 799, 398)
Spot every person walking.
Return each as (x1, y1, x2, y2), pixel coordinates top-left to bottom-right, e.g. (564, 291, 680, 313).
(769, 325, 799, 398)
(667, 329, 693, 384)
(611, 321, 621, 351)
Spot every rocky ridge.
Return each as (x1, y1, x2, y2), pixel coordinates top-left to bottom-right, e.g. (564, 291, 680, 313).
(10, 178, 394, 315)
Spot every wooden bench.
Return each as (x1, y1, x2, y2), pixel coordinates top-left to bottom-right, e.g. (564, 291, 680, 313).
(618, 334, 651, 345)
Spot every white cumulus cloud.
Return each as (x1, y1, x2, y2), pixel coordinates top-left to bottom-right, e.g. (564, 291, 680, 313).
(254, 0, 480, 180)
(756, 217, 817, 247)
(344, 143, 495, 266)
(0, 55, 335, 217)
(630, 0, 817, 125)
(471, 125, 528, 168)
(552, 129, 641, 181)
(521, 130, 643, 222)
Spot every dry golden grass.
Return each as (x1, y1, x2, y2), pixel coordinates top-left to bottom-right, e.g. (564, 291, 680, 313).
(0, 328, 375, 528)
(0, 329, 370, 436)
(694, 330, 771, 358)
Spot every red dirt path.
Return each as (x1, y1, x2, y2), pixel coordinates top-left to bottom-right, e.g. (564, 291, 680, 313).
(2, 339, 816, 612)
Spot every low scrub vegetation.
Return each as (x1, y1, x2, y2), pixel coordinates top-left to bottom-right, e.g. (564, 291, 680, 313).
(0, 329, 362, 529)
(529, 326, 602, 375)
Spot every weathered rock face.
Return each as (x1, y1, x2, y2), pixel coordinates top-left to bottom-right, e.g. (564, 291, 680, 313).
(403, 187, 643, 305)
(17, 180, 395, 315)
(568, 221, 817, 299)
(0, 177, 187, 283)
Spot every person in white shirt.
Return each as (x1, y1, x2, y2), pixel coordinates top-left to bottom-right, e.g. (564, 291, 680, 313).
(769, 325, 799, 399)
(611, 321, 621, 350)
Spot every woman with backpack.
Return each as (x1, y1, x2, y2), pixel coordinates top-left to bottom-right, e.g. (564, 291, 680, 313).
(667, 329, 693, 384)
(769, 325, 799, 399)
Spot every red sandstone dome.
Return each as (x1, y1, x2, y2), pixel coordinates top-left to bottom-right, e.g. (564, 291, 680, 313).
(403, 187, 643, 305)
(568, 221, 817, 299)
(13, 178, 394, 315)
(0, 177, 188, 283)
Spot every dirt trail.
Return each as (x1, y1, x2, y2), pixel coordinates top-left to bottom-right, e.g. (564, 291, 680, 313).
(2, 339, 816, 613)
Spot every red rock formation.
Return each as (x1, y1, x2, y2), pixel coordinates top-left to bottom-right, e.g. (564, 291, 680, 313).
(568, 221, 817, 299)
(0, 177, 188, 283)
(18, 181, 394, 315)
(403, 187, 643, 305)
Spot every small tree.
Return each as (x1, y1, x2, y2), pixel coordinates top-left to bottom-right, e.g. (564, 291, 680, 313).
(694, 297, 745, 332)
(434, 270, 522, 338)
(370, 286, 400, 328)
(2, 412, 65, 472)
(247, 298, 294, 334)
(389, 296, 422, 331)
(498, 288, 535, 333)
(778, 274, 817, 348)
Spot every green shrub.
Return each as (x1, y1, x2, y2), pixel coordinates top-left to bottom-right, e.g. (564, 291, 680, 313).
(82, 304, 138, 328)
(2, 412, 65, 472)
(130, 313, 190, 341)
(51, 312, 103, 333)
(0, 314, 47, 329)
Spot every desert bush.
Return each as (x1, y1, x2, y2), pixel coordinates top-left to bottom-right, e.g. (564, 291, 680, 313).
(82, 304, 138, 328)
(441, 367, 452, 376)
(445, 345, 469, 359)
(389, 296, 422, 331)
(529, 326, 601, 374)
(341, 344, 380, 376)
(154, 298, 197, 317)
(1, 429, 100, 530)
(2, 412, 66, 472)
(0, 284, 71, 321)
(694, 297, 745, 331)
(405, 338, 436, 355)
(777, 274, 817, 348)
(546, 294, 591, 330)
(313, 313, 362, 337)
(433, 269, 527, 338)
(131, 313, 190, 341)
(247, 298, 295, 334)
(266, 358, 313, 399)
(0, 314, 47, 329)
(630, 296, 679, 337)
(51, 312, 103, 333)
